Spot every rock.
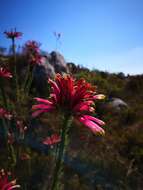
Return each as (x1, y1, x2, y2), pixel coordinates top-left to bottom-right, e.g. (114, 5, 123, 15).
(21, 51, 69, 95)
(48, 51, 69, 73)
(67, 62, 78, 73)
(32, 60, 55, 95)
(38, 57, 55, 78)
(107, 98, 128, 111)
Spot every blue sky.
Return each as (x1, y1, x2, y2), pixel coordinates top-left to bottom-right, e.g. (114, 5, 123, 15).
(0, 0, 143, 74)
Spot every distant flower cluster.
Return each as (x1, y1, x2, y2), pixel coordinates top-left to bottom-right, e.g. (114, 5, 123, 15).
(25, 41, 40, 53)
(24, 40, 42, 65)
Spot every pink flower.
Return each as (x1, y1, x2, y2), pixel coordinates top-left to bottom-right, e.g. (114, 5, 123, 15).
(0, 67, 12, 79)
(0, 108, 12, 120)
(32, 74, 105, 134)
(43, 134, 61, 146)
(20, 153, 31, 160)
(24, 40, 42, 65)
(4, 29, 22, 40)
(24, 41, 40, 53)
(78, 115, 105, 135)
(0, 169, 20, 190)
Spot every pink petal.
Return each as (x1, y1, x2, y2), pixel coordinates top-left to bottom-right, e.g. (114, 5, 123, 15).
(32, 108, 53, 117)
(2, 181, 20, 190)
(32, 104, 53, 110)
(78, 116, 105, 135)
(49, 79, 60, 97)
(43, 137, 51, 145)
(43, 134, 61, 145)
(50, 93, 58, 103)
(73, 101, 92, 112)
(83, 115, 105, 126)
(8, 185, 21, 190)
(34, 97, 53, 105)
(73, 103, 89, 112)
(93, 94, 105, 100)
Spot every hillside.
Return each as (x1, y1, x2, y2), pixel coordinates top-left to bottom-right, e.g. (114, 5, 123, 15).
(0, 50, 143, 189)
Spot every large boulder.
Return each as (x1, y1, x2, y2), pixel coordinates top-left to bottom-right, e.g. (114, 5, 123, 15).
(107, 98, 128, 111)
(47, 51, 69, 74)
(32, 51, 69, 95)
(20, 51, 69, 95)
(33, 60, 55, 95)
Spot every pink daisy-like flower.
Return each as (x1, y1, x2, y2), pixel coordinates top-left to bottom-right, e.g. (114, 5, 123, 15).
(43, 134, 61, 146)
(0, 108, 12, 120)
(20, 153, 31, 161)
(0, 67, 12, 79)
(24, 41, 40, 53)
(4, 29, 22, 40)
(24, 40, 42, 65)
(32, 74, 105, 135)
(0, 169, 20, 190)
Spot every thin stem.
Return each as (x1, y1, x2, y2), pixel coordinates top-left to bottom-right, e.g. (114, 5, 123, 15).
(0, 80, 17, 168)
(12, 38, 16, 57)
(51, 115, 72, 190)
(1, 118, 8, 141)
(9, 144, 17, 167)
(0, 82, 8, 109)
(1, 118, 17, 168)
(23, 63, 31, 90)
(25, 67, 34, 95)
(12, 38, 19, 102)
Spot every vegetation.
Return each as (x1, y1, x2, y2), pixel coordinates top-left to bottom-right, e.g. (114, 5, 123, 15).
(0, 30, 143, 190)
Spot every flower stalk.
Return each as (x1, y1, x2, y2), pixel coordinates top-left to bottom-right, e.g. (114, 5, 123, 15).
(51, 114, 72, 190)
(12, 38, 19, 103)
(4, 29, 22, 103)
(0, 81, 8, 109)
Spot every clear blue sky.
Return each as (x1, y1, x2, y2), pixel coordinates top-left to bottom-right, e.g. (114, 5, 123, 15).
(0, 0, 143, 74)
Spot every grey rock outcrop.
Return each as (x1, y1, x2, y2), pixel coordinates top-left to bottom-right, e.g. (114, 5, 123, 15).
(107, 98, 128, 111)
(46, 51, 69, 74)
(32, 51, 69, 95)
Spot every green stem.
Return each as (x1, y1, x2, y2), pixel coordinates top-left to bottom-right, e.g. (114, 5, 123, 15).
(12, 38, 16, 57)
(0, 82, 8, 109)
(51, 115, 72, 190)
(0, 79, 17, 168)
(9, 144, 17, 167)
(12, 38, 19, 102)
(23, 63, 31, 90)
(1, 118, 8, 141)
(25, 67, 34, 95)
(1, 118, 17, 168)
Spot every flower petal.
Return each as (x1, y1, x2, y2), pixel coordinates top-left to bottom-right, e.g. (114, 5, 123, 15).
(83, 115, 105, 126)
(78, 116, 105, 135)
(73, 101, 93, 112)
(32, 104, 53, 110)
(93, 94, 105, 100)
(34, 97, 53, 105)
(32, 108, 53, 117)
(48, 79, 60, 98)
